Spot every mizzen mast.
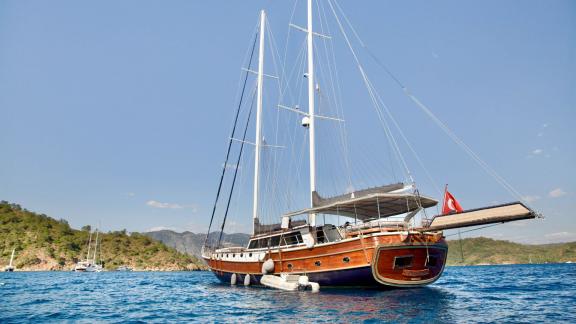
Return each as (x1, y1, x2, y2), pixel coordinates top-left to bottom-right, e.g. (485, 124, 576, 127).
(306, 0, 317, 227)
(252, 10, 266, 234)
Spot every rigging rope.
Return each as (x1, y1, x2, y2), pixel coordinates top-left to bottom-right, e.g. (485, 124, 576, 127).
(203, 31, 258, 249)
(217, 91, 256, 248)
(445, 223, 500, 237)
(330, 0, 530, 207)
(327, 0, 414, 185)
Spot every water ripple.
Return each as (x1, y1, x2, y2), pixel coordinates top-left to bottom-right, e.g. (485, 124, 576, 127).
(0, 264, 575, 323)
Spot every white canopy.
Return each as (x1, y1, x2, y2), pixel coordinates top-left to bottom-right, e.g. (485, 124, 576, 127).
(282, 183, 438, 221)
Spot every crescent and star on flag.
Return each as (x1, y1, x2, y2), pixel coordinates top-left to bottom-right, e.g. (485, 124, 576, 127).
(442, 184, 464, 215)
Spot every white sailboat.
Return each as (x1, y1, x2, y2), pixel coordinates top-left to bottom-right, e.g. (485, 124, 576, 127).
(4, 248, 15, 272)
(74, 228, 103, 272)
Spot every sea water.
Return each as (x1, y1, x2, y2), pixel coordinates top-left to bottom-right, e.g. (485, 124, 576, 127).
(1, 264, 574, 323)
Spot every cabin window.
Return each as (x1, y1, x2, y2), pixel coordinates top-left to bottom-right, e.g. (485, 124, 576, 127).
(233, 254, 236, 258)
(343, 257, 350, 263)
(323, 225, 342, 242)
(263, 237, 271, 247)
(393, 255, 413, 269)
(316, 227, 327, 243)
(240, 253, 243, 257)
(249, 235, 283, 249)
(249, 253, 252, 257)
(315, 261, 322, 267)
(282, 232, 303, 246)
(270, 235, 281, 247)
(426, 255, 438, 268)
(287, 263, 293, 270)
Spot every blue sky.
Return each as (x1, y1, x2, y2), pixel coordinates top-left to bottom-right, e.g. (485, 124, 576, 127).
(0, 0, 574, 244)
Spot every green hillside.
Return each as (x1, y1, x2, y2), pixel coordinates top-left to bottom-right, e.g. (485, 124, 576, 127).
(0, 201, 206, 271)
(446, 237, 576, 265)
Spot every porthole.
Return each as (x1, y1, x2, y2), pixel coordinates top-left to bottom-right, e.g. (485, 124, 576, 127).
(343, 257, 350, 263)
(287, 263, 293, 270)
(226, 254, 229, 258)
(233, 254, 236, 258)
(249, 253, 252, 257)
(314, 261, 322, 267)
(240, 253, 243, 257)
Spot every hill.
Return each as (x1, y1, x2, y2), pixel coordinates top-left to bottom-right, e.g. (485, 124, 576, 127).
(145, 229, 575, 266)
(144, 230, 250, 258)
(447, 237, 576, 265)
(0, 201, 206, 271)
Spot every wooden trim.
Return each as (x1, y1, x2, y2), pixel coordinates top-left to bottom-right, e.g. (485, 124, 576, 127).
(206, 232, 448, 287)
(371, 244, 448, 287)
(279, 247, 368, 262)
(359, 233, 370, 263)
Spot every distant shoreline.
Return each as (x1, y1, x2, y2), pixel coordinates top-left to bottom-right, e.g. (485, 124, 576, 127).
(447, 261, 575, 267)
(4, 262, 574, 272)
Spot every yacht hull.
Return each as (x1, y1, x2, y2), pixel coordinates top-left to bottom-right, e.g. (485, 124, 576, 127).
(205, 232, 447, 288)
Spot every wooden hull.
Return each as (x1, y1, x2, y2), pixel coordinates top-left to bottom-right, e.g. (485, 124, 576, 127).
(205, 232, 447, 288)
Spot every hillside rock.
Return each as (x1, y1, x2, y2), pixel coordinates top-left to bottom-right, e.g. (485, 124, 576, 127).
(0, 201, 207, 271)
(144, 230, 250, 259)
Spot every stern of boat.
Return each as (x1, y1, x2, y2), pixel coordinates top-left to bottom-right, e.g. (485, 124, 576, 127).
(371, 242, 448, 287)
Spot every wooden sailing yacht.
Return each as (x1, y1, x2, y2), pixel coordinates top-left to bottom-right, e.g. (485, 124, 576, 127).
(202, 1, 538, 289)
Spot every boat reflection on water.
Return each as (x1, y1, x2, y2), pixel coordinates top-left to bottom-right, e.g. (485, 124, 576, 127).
(206, 280, 456, 322)
(293, 287, 456, 322)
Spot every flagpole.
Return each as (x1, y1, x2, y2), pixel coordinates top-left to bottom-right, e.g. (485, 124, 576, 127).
(446, 183, 465, 263)
(442, 184, 448, 215)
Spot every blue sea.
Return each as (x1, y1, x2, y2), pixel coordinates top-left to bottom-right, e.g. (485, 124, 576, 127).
(1, 264, 574, 323)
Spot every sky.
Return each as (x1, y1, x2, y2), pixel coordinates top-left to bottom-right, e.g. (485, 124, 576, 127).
(0, 0, 574, 244)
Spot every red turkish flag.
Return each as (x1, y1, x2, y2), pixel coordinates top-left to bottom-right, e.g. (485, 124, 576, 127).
(442, 189, 463, 215)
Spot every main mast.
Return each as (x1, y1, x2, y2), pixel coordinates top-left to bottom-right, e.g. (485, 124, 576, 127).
(86, 231, 93, 260)
(307, 0, 317, 227)
(9, 248, 15, 267)
(93, 228, 99, 262)
(252, 10, 266, 234)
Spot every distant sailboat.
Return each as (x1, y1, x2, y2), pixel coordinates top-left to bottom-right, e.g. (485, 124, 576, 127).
(74, 228, 103, 272)
(4, 248, 15, 272)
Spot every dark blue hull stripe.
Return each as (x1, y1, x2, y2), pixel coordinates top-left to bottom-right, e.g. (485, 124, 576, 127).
(213, 266, 385, 287)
